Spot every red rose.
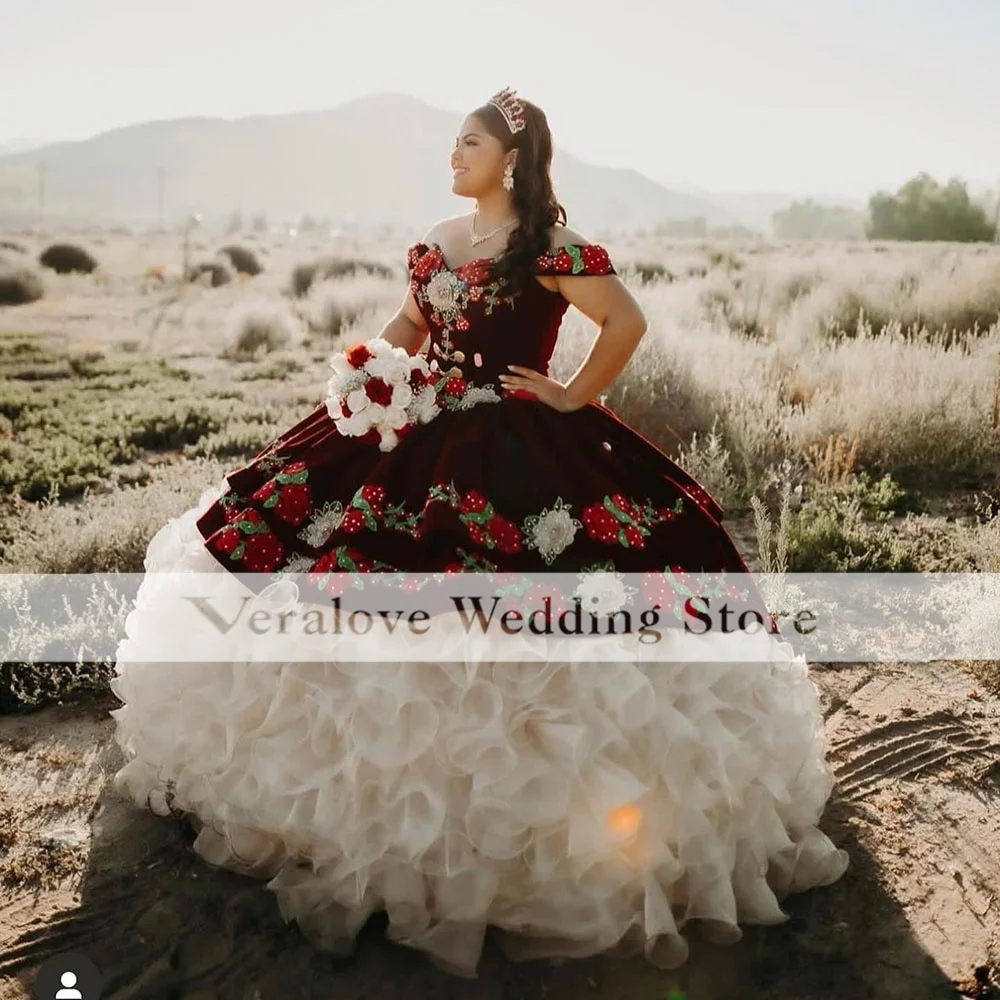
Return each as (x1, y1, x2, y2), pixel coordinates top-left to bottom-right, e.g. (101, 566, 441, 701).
(213, 526, 242, 555)
(242, 531, 285, 572)
(345, 547, 374, 572)
(274, 483, 311, 525)
(459, 490, 488, 514)
(359, 484, 385, 508)
(444, 377, 467, 397)
(341, 509, 366, 534)
(311, 551, 339, 574)
(252, 480, 277, 502)
(346, 343, 372, 368)
(223, 504, 245, 523)
(641, 572, 675, 606)
(610, 494, 638, 521)
(582, 503, 619, 543)
(622, 524, 646, 548)
(486, 515, 522, 554)
(365, 377, 393, 406)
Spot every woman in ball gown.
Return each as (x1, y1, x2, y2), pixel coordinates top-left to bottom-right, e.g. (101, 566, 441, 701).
(110, 87, 849, 977)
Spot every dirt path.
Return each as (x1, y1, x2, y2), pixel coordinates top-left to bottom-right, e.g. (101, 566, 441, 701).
(1, 661, 998, 1000)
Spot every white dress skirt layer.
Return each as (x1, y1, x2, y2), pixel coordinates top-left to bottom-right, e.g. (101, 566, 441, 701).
(110, 481, 850, 978)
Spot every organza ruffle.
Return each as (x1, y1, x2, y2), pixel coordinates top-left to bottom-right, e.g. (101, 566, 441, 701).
(111, 484, 849, 978)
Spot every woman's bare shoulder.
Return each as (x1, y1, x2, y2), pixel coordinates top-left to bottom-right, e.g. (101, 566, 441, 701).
(422, 213, 473, 243)
(545, 224, 592, 251)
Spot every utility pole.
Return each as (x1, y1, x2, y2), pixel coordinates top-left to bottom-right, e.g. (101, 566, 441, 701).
(157, 166, 165, 231)
(37, 161, 46, 230)
(993, 177, 1000, 243)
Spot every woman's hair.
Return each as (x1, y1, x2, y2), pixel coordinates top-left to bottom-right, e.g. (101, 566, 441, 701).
(470, 96, 567, 296)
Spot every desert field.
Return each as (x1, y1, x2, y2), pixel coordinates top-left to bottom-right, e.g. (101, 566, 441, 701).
(1, 226, 999, 998)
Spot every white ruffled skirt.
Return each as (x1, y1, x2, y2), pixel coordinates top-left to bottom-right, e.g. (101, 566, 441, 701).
(110, 482, 849, 977)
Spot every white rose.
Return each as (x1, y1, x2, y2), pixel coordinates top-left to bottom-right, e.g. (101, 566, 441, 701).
(346, 388, 370, 413)
(329, 352, 354, 376)
(367, 355, 412, 383)
(378, 429, 398, 452)
(383, 405, 410, 430)
(391, 382, 413, 408)
(409, 386, 440, 424)
(335, 412, 372, 437)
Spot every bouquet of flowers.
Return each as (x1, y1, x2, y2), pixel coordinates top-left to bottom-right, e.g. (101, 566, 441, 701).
(325, 339, 441, 451)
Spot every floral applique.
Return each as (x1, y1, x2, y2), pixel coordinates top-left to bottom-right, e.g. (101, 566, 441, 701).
(340, 484, 386, 533)
(427, 482, 523, 554)
(255, 449, 292, 475)
(521, 497, 582, 565)
(581, 494, 684, 549)
(217, 488, 249, 522)
(536, 244, 615, 276)
(432, 375, 503, 411)
(307, 545, 397, 596)
(641, 567, 751, 624)
(250, 460, 311, 525)
(210, 508, 286, 573)
(297, 500, 345, 548)
(408, 243, 518, 334)
(442, 547, 500, 572)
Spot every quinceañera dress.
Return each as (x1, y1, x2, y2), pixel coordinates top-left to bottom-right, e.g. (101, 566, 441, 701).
(110, 238, 849, 976)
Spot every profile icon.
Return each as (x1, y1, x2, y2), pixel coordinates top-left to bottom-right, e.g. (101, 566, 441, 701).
(34, 951, 102, 999)
(56, 972, 83, 998)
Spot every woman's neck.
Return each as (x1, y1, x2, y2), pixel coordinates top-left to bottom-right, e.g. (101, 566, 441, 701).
(473, 191, 517, 233)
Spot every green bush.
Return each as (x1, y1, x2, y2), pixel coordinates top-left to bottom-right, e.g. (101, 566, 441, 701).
(785, 471, 915, 572)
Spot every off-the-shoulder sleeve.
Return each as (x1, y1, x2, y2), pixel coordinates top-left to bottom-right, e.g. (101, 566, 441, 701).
(406, 240, 430, 274)
(534, 243, 616, 277)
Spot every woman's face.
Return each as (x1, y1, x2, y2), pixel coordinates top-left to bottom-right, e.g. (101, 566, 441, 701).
(450, 114, 512, 197)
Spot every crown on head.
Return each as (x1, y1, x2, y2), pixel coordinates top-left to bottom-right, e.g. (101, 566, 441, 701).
(488, 87, 526, 135)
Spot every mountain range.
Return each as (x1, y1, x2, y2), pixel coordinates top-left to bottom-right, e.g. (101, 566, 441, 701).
(0, 93, 868, 235)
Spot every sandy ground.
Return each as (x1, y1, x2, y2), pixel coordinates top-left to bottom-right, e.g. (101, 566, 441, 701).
(1, 657, 998, 1000)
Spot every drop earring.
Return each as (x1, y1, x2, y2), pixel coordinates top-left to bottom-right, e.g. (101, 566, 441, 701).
(502, 162, 515, 192)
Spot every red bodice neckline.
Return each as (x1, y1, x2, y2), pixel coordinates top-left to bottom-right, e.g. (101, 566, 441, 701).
(408, 240, 616, 282)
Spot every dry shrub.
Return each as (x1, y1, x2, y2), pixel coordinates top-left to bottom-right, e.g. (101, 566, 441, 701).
(2, 459, 232, 574)
(290, 256, 395, 298)
(223, 301, 302, 360)
(218, 244, 262, 276)
(185, 260, 233, 287)
(0, 261, 44, 305)
(38, 243, 98, 275)
(805, 432, 860, 486)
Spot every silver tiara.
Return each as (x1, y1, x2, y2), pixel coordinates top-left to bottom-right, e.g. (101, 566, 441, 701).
(488, 87, 526, 134)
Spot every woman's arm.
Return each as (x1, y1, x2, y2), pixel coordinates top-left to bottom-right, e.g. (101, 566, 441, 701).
(554, 273, 648, 409)
(372, 288, 430, 355)
(500, 270, 648, 412)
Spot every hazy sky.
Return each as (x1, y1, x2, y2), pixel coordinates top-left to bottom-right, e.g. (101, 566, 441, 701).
(1, 0, 996, 200)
